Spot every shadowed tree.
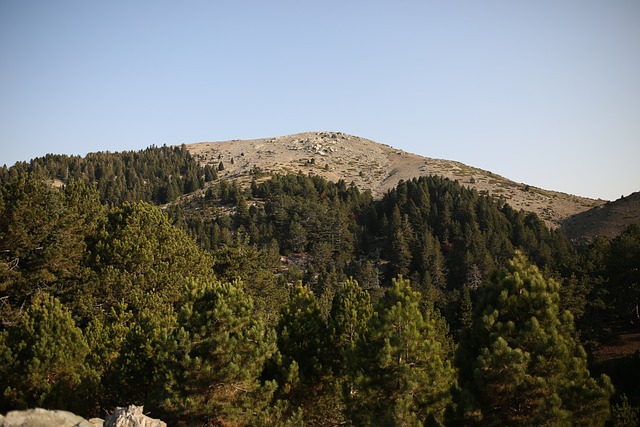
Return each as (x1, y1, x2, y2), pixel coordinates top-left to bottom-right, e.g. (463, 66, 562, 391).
(0, 175, 97, 325)
(456, 253, 613, 426)
(607, 224, 640, 324)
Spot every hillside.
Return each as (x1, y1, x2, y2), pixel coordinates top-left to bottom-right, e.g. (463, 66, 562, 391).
(560, 191, 640, 241)
(2, 141, 639, 424)
(188, 131, 605, 228)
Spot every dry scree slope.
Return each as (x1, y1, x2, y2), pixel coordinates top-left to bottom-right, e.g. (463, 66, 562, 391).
(187, 131, 606, 228)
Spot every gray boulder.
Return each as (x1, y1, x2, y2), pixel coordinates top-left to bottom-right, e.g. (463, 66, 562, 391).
(0, 408, 99, 427)
(104, 406, 165, 427)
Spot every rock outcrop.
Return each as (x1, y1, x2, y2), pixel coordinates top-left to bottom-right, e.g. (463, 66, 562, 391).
(0, 406, 164, 427)
(104, 406, 165, 427)
(0, 408, 97, 427)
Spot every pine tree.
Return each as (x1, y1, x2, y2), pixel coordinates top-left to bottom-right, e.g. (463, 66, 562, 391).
(272, 283, 351, 425)
(316, 278, 374, 424)
(0, 293, 93, 413)
(456, 253, 613, 426)
(110, 297, 177, 410)
(388, 207, 413, 278)
(607, 224, 640, 324)
(457, 286, 473, 337)
(347, 276, 457, 426)
(276, 284, 327, 382)
(161, 278, 277, 425)
(327, 278, 373, 375)
(0, 175, 93, 324)
(89, 201, 212, 312)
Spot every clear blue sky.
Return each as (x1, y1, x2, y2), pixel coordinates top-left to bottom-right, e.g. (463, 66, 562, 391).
(1, 1, 638, 201)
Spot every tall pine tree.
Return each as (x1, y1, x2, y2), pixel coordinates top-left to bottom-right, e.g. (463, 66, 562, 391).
(456, 253, 613, 426)
(161, 278, 278, 425)
(347, 276, 456, 426)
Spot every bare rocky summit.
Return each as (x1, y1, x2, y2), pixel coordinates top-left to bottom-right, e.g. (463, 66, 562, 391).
(188, 131, 605, 228)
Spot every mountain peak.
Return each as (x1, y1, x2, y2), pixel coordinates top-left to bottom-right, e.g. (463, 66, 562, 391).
(187, 132, 605, 228)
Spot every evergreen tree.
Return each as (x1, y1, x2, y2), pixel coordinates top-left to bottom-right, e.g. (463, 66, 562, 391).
(610, 394, 639, 427)
(456, 253, 613, 426)
(211, 233, 288, 324)
(110, 297, 177, 410)
(456, 286, 473, 338)
(276, 284, 327, 382)
(347, 276, 457, 426)
(0, 175, 94, 325)
(607, 224, 640, 324)
(162, 278, 277, 425)
(272, 284, 348, 425)
(89, 201, 212, 312)
(82, 301, 134, 412)
(0, 293, 93, 413)
(388, 207, 413, 278)
(327, 278, 373, 375)
(204, 164, 218, 181)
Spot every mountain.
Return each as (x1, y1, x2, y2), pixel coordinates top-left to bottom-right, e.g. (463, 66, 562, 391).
(187, 131, 605, 228)
(560, 191, 640, 241)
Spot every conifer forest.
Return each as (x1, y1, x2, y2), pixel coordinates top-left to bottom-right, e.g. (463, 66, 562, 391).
(1, 146, 639, 426)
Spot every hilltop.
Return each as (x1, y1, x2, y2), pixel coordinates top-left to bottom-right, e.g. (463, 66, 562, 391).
(188, 131, 605, 228)
(561, 191, 640, 241)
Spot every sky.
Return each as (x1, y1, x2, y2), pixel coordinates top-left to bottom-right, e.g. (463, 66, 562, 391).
(1, 1, 639, 201)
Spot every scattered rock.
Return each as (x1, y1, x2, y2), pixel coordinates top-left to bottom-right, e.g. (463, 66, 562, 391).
(186, 131, 605, 228)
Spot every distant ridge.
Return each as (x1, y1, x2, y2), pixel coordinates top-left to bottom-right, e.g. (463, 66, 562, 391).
(560, 191, 640, 241)
(187, 131, 605, 228)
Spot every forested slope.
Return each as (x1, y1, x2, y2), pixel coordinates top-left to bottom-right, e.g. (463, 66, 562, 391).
(187, 132, 606, 227)
(1, 146, 638, 425)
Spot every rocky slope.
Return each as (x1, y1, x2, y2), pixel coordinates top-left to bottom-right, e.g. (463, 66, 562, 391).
(560, 191, 640, 241)
(187, 131, 605, 228)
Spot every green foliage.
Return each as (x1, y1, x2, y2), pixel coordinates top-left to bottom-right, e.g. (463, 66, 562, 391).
(0, 145, 209, 205)
(111, 298, 177, 409)
(276, 284, 327, 382)
(161, 278, 278, 425)
(327, 278, 373, 374)
(607, 224, 640, 324)
(1, 160, 636, 424)
(81, 301, 134, 410)
(0, 293, 93, 413)
(456, 253, 613, 425)
(211, 234, 288, 324)
(89, 201, 213, 312)
(347, 276, 457, 426)
(270, 283, 356, 425)
(610, 394, 640, 427)
(0, 175, 97, 325)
